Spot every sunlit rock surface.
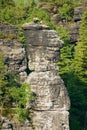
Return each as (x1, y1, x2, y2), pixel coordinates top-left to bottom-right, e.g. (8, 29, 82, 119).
(23, 23, 70, 130)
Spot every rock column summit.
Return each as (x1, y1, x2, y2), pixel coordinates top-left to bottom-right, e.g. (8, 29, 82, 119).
(22, 23, 70, 130)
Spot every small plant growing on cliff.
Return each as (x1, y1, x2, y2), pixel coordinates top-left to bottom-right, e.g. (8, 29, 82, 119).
(0, 54, 8, 115)
(59, 3, 73, 22)
(0, 55, 34, 122)
(11, 83, 34, 122)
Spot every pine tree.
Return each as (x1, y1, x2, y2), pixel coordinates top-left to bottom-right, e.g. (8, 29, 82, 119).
(74, 8, 87, 83)
(57, 9, 87, 129)
(72, 8, 87, 130)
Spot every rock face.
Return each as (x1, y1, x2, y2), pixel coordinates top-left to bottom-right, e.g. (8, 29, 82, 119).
(73, 6, 84, 22)
(23, 23, 70, 130)
(51, 14, 61, 24)
(68, 22, 80, 44)
(0, 24, 27, 82)
(0, 24, 29, 130)
(0, 116, 13, 130)
(0, 116, 32, 130)
(0, 23, 70, 130)
(68, 6, 84, 44)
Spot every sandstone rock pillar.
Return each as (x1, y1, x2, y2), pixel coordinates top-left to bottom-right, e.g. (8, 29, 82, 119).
(22, 23, 70, 130)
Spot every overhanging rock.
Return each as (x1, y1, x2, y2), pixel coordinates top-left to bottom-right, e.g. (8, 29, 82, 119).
(22, 23, 70, 130)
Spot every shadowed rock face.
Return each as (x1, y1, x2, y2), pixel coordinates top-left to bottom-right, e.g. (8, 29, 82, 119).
(23, 23, 70, 130)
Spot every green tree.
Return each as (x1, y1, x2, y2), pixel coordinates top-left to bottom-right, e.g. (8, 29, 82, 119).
(10, 83, 34, 122)
(57, 25, 74, 75)
(0, 55, 33, 121)
(0, 54, 7, 87)
(0, 54, 8, 114)
(74, 8, 87, 83)
(72, 8, 87, 130)
(59, 3, 73, 21)
(57, 14, 87, 129)
(0, 58, 18, 116)
(63, 71, 86, 130)
(0, 0, 15, 8)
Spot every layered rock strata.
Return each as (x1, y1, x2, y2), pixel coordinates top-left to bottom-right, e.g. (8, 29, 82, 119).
(0, 24, 27, 82)
(23, 23, 70, 130)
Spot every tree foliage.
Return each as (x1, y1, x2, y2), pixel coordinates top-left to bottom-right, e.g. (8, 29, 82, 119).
(0, 55, 33, 122)
(0, 54, 8, 113)
(59, 4, 73, 21)
(0, 0, 15, 8)
(74, 8, 87, 83)
(10, 82, 33, 122)
(58, 8, 87, 130)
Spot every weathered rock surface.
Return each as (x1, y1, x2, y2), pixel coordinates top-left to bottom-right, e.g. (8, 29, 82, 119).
(51, 14, 61, 24)
(23, 23, 70, 130)
(0, 24, 18, 35)
(0, 24, 27, 82)
(39, 2, 85, 44)
(0, 116, 32, 130)
(0, 23, 70, 130)
(68, 22, 80, 43)
(0, 116, 13, 130)
(68, 6, 84, 44)
(73, 6, 84, 22)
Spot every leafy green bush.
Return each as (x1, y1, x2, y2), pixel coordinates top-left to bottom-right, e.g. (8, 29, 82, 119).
(0, 0, 15, 8)
(74, 8, 87, 83)
(56, 26, 73, 74)
(59, 4, 73, 21)
(10, 83, 34, 122)
(56, 25, 70, 43)
(0, 55, 34, 122)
